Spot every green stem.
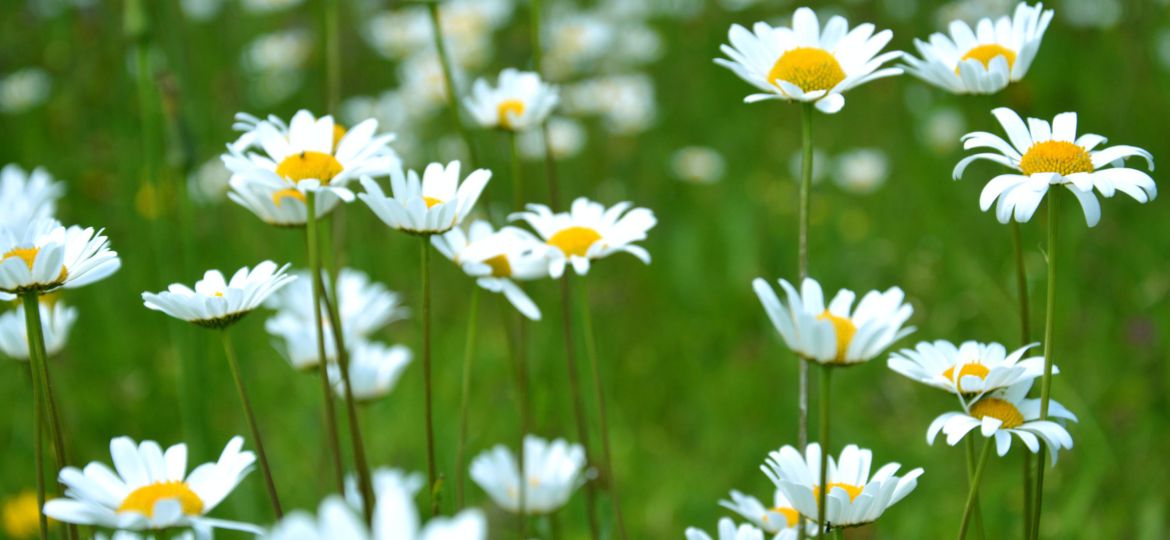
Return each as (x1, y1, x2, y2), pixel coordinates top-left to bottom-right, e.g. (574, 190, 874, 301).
(498, 295, 530, 535)
(25, 355, 47, 540)
(964, 436, 985, 540)
(958, 438, 995, 540)
(1011, 221, 1034, 537)
(22, 294, 66, 474)
(816, 363, 830, 538)
(1032, 190, 1061, 539)
(220, 330, 283, 517)
(798, 103, 814, 540)
(305, 193, 346, 495)
(558, 276, 600, 540)
(510, 131, 524, 210)
(549, 511, 562, 540)
(426, 1, 478, 166)
(421, 236, 440, 516)
(530, 0, 543, 69)
(455, 287, 479, 509)
(324, 0, 340, 114)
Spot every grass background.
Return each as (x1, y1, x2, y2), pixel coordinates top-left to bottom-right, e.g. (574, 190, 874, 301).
(1, 0, 1168, 538)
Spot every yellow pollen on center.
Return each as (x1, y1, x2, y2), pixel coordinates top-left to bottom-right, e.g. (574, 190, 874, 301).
(969, 397, 1025, 429)
(766, 506, 801, 528)
(2, 247, 67, 282)
(942, 363, 990, 388)
(958, 44, 1017, 72)
(1019, 141, 1094, 176)
(117, 481, 204, 518)
(814, 482, 864, 503)
(483, 254, 512, 277)
(423, 196, 443, 208)
(497, 99, 526, 129)
(271, 188, 306, 207)
(547, 226, 602, 258)
(768, 47, 846, 93)
(332, 124, 347, 151)
(275, 151, 343, 183)
(816, 310, 857, 362)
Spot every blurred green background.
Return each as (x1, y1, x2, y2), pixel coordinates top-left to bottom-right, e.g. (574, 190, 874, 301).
(1, 0, 1168, 538)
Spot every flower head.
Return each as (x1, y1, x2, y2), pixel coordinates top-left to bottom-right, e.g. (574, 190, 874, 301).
(142, 261, 295, 329)
(684, 517, 776, 540)
(889, 340, 1048, 397)
(719, 489, 804, 535)
(470, 435, 586, 515)
(928, 380, 1076, 464)
(509, 197, 656, 278)
(359, 161, 491, 235)
(328, 340, 411, 402)
(0, 164, 64, 230)
(0, 219, 120, 295)
(465, 68, 559, 131)
(0, 300, 77, 359)
(432, 220, 549, 320)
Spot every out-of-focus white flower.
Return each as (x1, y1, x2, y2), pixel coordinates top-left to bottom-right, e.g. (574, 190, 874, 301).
(398, 52, 460, 119)
(1060, 0, 1122, 29)
(242, 29, 313, 74)
(563, 74, 657, 134)
(188, 157, 232, 205)
(328, 340, 411, 402)
(542, 11, 615, 79)
(0, 68, 51, 114)
(0, 164, 64, 230)
(788, 148, 830, 185)
(517, 117, 586, 161)
(465, 69, 559, 131)
(470, 436, 587, 515)
(0, 301, 77, 360)
(240, 0, 304, 14)
(432, 221, 549, 320)
(179, 0, 224, 21)
(834, 149, 889, 195)
(671, 147, 726, 184)
(922, 107, 966, 154)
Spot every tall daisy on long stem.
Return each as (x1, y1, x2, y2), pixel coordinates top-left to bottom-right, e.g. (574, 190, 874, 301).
(141, 261, 296, 518)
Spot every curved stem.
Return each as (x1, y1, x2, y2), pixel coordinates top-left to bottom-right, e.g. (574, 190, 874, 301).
(220, 330, 283, 517)
(958, 438, 995, 540)
(455, 287, 480, 509)
(426, 2, 478, 166)
(305, 193, 346, 496)
(558, 275, 600, 539)
(420, 236, 440, 516)
(1011, 221, 1034, 537)
(23, 293, 67, 474)
(1032, 190, 1061, 539)
(816, 363, 830, 537)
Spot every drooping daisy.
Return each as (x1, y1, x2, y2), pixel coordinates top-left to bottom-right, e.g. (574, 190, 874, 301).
(358, 161, 492, 235)
(903, 3, 1054, 94)
(43, 436, 262, 534)
(464, 68, 559, 131)
(888, 340, 1048, 397)
(0, 219, 121, 295)
(928, 380, 1076, 464)
(328, 340, 411, 402)
(469, 435, 587, 515)
(762, 443, 923, 529)
(142, 261, 296, 329)
(720, 489, 802, 536)
(954, 107, 1156, 226)
(752, 277, 914, 365)
(0, 300, 77, 359)
(509, 197, 656, 278)
(0, 164, 64, 230)
(715, 7, 903, 113)
(432, 220, 549, 320)
(684, 517, 772, 540)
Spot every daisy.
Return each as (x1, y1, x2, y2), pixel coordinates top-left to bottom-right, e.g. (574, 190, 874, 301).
(762, 443, 923, 529)
(903, 2, 1054, 94)
(0, 218, 121, 295)
(469, 435, 587, 515)
(432, 220, 549, 320)
(752, 277, 914, 365)
(684, 518, 774, 540)
(0, 164, 64, 230)
(141, 261, 296, 329)
(358, 161, 492, 235)
(226, 174, 348, 228)
(328, 340, 412, 402)
(928, 380, 1076, 464)
(715, 7, 903, 113)
(954, 107, 1157, 226)
(888, 340, 1047, 397)
(720, 489, 802, 535)
(43, 436, 262, 534)
(464, 68, 559, 131)
(0, 300, 77, 359)
(509, 197, 656, 278)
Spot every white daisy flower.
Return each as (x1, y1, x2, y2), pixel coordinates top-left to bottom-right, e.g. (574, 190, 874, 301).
(43, 436, 262, 534)
(94, 531, 198, 540)
(358, 161, 492, 235)
(464, 68, 559, 131)
(684, 517, 775, 540)
(889, 340, 1048, 397)
(469, 435, 586, 515)
(719, 489, 804, 536)
(0, 164, 64, 230)
(509, 197, 656, 279)
(327, 340, 411, 402)
(928, 380, 1076, 464)
(954, 107, 1156, 226)
(0, 300, 77, 359)
(762, 443, 923, 529)
(432, 220, 549, 320)
(752, 277, 914, 365)
(0, 219, 121, 295)
(715, 7, 903, 113)
(141, 261, 296, 329)
(226, 174, 348, 228)
(904, 3, 1053, 94)
(222, 110, 399, 222)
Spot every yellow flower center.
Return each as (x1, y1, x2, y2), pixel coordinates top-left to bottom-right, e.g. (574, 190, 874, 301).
(968, 397, 1025, 429)
(423, 196, 443, 208)
(768, 47, 846, 93)
(816, 310, 857, 362)
(766, 506, 801, 528)
(942, 362, 990, 390)
(271, 188, 307, 207)
(2, 247, 67, 283)
(958, 44, 1016, 72)
(3, 491, 43, 539)
(547, 226, 602, 258)
(814, 482, 864, 503)
(1018, 141, 1094, 176)
(275, 151, 343, 183)
(483, 254, 512, 277)
(497, 99, 526, 129)
(117, 481, 205, 518)
(332, 124, 347, 151)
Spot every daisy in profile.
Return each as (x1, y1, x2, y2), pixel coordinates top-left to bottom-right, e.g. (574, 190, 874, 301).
(43, 436, 262, 534)
(685, 517, 773, 540)
(0, 164, 64, 229)
(509, 197, 656, 278)
(715, 7, 903, 113)
(954, 107, 1156, 226)
(432, 221, 549, 320)
(928, 380, 1076, 464)
(903, 2, 1054, 94)
(328, 340, 411, 402)
(0, 300, 77, 359)
(470, 435, 587, 515)
(142, 261, 296, 329)
(720, 489, 803, 536)
(0, 219, 121, 295)
(888, 340, 1047, 397)
(763, 443, 923, 529)
(358, 161, 492, 235)
(464, 68, 559, 131)
(752, 277, 914, 365)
